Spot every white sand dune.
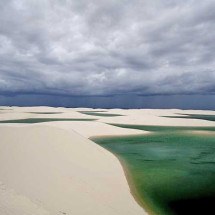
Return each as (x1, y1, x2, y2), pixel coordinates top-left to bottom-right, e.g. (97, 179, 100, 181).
(41, 121, 148, 138)
(0, 181, 50, 215)
(0, 125, 146, 215)
(97, 109, 215, 127)
(0, 108, 95, 121)
(98, 114, 215, 126)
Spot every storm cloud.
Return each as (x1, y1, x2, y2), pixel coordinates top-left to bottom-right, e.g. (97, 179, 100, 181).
(0, 0, 215, 97)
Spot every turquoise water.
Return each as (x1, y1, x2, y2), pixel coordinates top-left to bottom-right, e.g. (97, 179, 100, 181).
(92, 125, 215, 215)
(0, 118, 95, 123)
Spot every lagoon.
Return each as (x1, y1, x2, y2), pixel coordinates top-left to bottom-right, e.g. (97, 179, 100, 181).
(92, 125, 215, 215)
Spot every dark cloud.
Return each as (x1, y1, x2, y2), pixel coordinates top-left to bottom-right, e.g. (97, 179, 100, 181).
(0, 0, 215, 98)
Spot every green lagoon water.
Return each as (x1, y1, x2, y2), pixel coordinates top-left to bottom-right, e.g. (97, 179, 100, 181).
(79, 111, 123, 117)
(92, 125, 215, 215)
(0, 118, 95, 123)
(164, 114, 215, 122)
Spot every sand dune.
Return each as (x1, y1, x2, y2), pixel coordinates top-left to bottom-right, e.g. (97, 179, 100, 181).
(97, 109, 215, 127)
(0, 125, 146, 215)
(0, 181, 50, 215)
(41, 121, 148, 138)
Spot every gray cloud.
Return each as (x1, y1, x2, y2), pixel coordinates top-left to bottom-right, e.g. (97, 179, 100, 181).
(0, 0, 215, 97)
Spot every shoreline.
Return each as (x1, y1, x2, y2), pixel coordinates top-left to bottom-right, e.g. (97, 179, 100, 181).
(113, 152, 156, 215)
(91, 135, 159, 215)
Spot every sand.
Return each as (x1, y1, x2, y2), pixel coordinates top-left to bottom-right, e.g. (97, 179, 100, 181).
(0, 106, 215, 215)
(0, 125, 145, 215)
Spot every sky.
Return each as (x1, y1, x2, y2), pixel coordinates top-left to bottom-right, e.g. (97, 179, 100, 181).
(0, 0, 215, 109)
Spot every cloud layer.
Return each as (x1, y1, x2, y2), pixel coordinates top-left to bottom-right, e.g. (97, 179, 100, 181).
(0, 0, 215, 96)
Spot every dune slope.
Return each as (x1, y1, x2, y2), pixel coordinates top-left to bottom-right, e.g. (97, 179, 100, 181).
(0, 125, 146, 215)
